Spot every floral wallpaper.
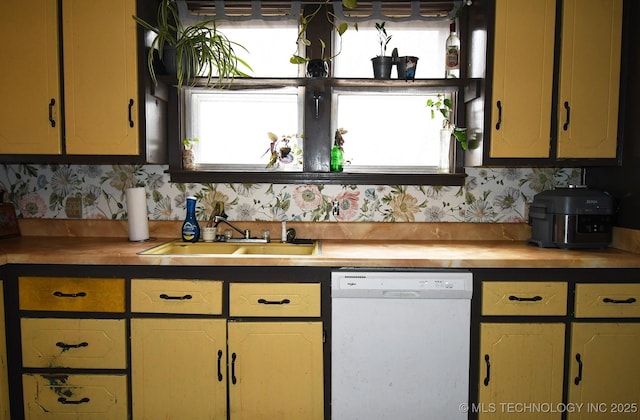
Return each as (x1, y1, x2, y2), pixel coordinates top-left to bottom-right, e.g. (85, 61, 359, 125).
(0, 164, 581, 223)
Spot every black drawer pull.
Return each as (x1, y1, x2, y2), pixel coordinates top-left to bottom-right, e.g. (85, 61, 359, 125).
(128, 98, 135, 127)
(231, 352, 237, 385)
(53, 291, 87, 298)
(563, 101, 571, 130)
(508, 295, 542, 302)
(483, 354, 491, 386)
(217, 350, 223, 382)
(159, 294, 192, 300)
(257, 298, 291, 305)
(58, 397, 90, 405)
(495, 100, 502, 130)
(603, 297, 636, 304)
(574, 353, 583, 385)
(48, 98, 56, 127)
(56, 341, 88, 349)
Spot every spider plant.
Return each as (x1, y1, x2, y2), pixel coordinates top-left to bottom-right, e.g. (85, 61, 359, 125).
(133, 0, 251, 90)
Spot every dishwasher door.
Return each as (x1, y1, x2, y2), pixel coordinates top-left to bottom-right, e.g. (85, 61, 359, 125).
(331, 270, 472, 420)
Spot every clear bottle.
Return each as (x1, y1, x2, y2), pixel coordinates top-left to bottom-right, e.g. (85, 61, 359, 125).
(445, 21, 460, 79)
(181, 196, 200, 242)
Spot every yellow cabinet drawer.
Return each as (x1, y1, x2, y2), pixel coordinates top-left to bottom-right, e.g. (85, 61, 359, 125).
(482, 281, 568, 316)
(19, 277, 125, 313)
(21, 318, 126, 369)
(131, 279, 223, 314)
(22, 373, 127, 419)
(575, 283, 640, 318)
(230, 283, 321, 317)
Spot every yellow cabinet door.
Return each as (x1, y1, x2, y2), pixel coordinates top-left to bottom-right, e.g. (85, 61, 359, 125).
(557, 0, 623, 158)
(228, 321, 324, 420)
(0, 283, 9, 420)
(0, 0, 61, 154)
(131, 318, 227, 419)
(479, 323, 565, 419)
(490, 0, 556, 158)
(568, 323, 640, 419)
(62, 0, 139, 155)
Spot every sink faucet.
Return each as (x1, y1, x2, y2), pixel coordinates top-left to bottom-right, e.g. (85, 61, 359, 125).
(213, 215, 251, 239)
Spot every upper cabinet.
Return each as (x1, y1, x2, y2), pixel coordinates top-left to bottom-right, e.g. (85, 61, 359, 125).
(489, 0, 556, 159)
(465, 0, 625, 167)
(556, 0, 623, 159)
(62, 0, 139, 156)
(0, 0, 166, 164)
(0, 0, 61, 155)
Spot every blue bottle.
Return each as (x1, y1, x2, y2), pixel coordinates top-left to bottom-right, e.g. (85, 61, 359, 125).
(181, 196, 200, 242)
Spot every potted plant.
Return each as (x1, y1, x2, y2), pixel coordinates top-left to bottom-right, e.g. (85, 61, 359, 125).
(371, 22, 393, 79)
(263, 132, 303, 170)
(133, 0, 251, 90)
(427, 94, 467, 171)
(182, 137, 199, 170)
(290, 0, 359, 76)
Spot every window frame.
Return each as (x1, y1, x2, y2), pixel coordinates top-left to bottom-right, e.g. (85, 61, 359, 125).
(166, 2, 472, 185)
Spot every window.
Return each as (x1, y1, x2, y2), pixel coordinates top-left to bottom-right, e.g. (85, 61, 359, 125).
(172, 1, 467, 185)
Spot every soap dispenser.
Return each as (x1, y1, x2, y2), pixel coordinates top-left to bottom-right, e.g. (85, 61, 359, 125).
(181, 196, 200, 242)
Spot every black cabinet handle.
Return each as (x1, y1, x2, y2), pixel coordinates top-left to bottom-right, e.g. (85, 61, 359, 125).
(48, 98, 56, 127)
(495, 101, 502, 130)
(574, 353, 583, 385)
(563, 101, 571, 130)
(231, 352, 237, 385)
(159, 294, 192, 300)
(257, 298, 291, 305)
(53, 291, 86, 298)
(483, 354, 491, 386)
(56, 341, 88, 349)
(603, 297, 636, 304)
(128, 99, 135, 127)
(57, 397, 90, 405)
(217, 350, 223, 382)
(508, 295, 543, 302)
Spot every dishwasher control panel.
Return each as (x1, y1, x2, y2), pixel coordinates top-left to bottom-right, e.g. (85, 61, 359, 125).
(331, 270, 473, 299)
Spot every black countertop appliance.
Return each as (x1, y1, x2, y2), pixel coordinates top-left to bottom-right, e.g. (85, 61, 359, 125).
(529, 188, 614, 249)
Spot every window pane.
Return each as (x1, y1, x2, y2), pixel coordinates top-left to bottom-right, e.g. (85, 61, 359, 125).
(186, 88, 301, 167)
(334, 91, 447, 168)
(216, 21, 300, 78)
(333, 20, 450, 78)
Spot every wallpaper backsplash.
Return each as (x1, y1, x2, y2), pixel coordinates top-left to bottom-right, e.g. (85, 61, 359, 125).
(0, 164, 581, 223)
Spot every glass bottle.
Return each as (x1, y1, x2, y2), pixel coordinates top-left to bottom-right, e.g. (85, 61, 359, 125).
(330, 139, 343, 172)
(445, 21, 460, 79)
(181, 196, 200, 242)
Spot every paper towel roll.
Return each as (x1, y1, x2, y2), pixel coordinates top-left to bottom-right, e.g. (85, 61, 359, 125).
(125, 187, 149, 241)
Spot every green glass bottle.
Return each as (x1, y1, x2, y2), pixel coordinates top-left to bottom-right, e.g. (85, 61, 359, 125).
(330, 131, 344, 172)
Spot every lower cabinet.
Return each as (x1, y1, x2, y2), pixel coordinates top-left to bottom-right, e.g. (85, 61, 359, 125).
(568, 323, 640, 419)
(131, 318, 228, 419)
(475, 276, 640, 420)
(17, 276, 127, 419)
(22, 374, 127, 419)
(130, 278, 324, 419)
(478, 281, 567, 419)
(228, 321, 324, 419)
(567, 282, 640, 420)
(479, 323, 565, 419)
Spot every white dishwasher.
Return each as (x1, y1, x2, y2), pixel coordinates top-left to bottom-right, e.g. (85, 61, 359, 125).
(331, 270, 473, 420)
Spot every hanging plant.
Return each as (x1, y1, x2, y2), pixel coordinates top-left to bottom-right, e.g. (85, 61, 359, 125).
(290, 0, 359, 65)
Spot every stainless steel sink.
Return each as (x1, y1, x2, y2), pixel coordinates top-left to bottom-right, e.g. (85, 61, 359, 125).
(139, 240, 319, 256)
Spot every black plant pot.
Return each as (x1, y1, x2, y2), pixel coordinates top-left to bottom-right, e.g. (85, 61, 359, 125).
(396, 56, 419, 80)
(371, 56, 394, 79)
(306, 59, 328, 78)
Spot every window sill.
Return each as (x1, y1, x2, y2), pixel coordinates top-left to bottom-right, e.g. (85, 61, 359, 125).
(167, 169, 467, 186)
